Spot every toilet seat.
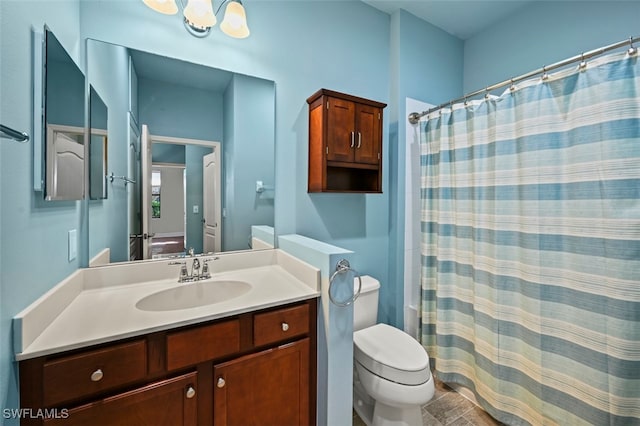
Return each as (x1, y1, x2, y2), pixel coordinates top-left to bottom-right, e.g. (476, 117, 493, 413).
(354, 323, 430, 386)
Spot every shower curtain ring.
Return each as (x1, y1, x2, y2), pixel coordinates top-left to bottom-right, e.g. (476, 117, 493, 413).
(541, 65, 549, 81)
(579, 53, 587, 69)
(628, 37, 637, 55)
(484, 87, 490, 100)
(509, 78, 516, 92)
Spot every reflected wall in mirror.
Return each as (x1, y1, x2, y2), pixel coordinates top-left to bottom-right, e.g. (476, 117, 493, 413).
(89, 86, 108, 200)
(43, 27, 86, 201)
(86, 39, 275, 266)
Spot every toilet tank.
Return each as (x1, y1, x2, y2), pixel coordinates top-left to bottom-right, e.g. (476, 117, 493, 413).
(353, 275, 380, 331)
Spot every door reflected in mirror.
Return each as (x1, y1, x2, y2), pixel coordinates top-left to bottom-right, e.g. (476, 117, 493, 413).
(86, 39, 275, 265)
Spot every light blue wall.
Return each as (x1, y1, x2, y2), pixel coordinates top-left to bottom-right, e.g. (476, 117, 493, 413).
(464, 1, 640, 93)
(223, 74, 275, 252)
(387, 10, 464, 327)
(0, 0, 81, 421)
(138, 77, 223, 141)
(46, 59, 84, 128)
(152, 143, 185, 164)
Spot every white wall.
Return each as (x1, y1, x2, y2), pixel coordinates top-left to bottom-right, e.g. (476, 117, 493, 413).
(151, 166, 184, 236)
(403, 97, 432, 337)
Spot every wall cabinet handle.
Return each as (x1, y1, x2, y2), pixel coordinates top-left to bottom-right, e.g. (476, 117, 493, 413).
(90, 369, 103, 382)
(357, 132, 362, 148)
(350, 131, 355, 148)
(186, 386, 196, 399)
(217, 377, 226, 388)
(281, 322, 289, 332)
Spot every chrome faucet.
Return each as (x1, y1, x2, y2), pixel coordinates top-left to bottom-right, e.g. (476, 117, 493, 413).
(169, 256, 219, 283)
(191, 257, 201, 280)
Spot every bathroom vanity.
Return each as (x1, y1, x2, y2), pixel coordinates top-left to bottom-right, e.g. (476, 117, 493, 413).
(14, 250, 320, 426)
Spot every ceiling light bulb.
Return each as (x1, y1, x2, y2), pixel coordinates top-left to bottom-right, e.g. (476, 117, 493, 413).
(142, 0, 178, 15)
(220, 1, 250, 38)
(183, 0, 216, 28)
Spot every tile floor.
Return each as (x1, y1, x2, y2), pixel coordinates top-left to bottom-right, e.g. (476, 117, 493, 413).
(353, 378, 504, 426)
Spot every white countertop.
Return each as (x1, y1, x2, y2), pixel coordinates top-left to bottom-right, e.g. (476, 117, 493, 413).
(14, 249, 320, 361)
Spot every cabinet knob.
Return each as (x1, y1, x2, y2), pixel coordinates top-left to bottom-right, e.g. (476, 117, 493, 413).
(281, 322, 289, 332)
(186, 386, 196, 399)
(217, 377, 226, 388)
(90, 369, 103, 382)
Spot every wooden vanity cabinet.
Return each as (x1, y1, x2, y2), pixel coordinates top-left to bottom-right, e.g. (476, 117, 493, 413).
(19, 298, 317, 426)
(307, 89, 386, 193)
(213, 339, 310, 426)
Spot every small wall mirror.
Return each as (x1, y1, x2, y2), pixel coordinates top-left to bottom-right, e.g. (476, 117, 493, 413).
(43, 27, 86, 201)
(89, 86, 108, 200)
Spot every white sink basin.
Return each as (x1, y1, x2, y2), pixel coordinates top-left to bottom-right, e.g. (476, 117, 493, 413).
(136, 280, 252, 311)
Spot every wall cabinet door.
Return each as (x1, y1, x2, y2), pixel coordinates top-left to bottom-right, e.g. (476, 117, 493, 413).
(213, 339, 310, 426)
(44, 372, 198, 426)
(354, 103, 381, 165)
(326, 97, 356, 162)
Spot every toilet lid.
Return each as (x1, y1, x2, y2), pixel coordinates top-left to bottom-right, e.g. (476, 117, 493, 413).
(354, 323, 431, 386)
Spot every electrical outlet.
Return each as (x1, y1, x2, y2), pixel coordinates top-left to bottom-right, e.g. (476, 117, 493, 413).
(193, 205, 199, 214)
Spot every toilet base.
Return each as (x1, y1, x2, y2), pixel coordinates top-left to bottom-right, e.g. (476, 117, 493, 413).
(372, 401, 422, 426)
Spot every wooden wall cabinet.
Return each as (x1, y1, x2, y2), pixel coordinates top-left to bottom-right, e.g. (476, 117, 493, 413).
(19, 299, 317, 426)
(307, 89, 386, 193)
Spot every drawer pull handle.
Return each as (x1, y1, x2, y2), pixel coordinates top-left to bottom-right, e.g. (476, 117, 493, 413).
(90, 369, 103, 382)
(217, 377, 226, 388)
(186, 386, 196, 399)
(281, 322, 289, 332)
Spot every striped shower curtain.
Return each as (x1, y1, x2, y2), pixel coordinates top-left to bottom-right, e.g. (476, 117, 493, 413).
(419, 50, 639, 425)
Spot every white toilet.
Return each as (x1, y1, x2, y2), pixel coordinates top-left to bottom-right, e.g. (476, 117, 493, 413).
(353, 276, 435, 426)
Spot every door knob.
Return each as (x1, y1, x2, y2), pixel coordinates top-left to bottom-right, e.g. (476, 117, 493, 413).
(217, 377, 226, 388)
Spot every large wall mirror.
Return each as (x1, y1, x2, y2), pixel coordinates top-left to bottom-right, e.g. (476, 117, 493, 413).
(86, 39, 275, 266)
(41, 27, 86, 201)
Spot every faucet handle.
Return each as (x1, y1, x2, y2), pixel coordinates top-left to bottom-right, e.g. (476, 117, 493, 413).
(169, 261, 189, 282)
(200, 257, 219, 280)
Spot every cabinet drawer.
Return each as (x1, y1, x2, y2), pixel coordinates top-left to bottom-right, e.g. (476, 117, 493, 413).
(254, 303, 310, 347)
(166, 319, 240, 371)
(45, 372, 197, 426)
(43, 340, 147, 406)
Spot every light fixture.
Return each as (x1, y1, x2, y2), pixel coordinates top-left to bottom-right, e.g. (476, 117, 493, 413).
(142, 0, 250, 39)
(143, 0, 178, 15)
(220, 0, 250, 39)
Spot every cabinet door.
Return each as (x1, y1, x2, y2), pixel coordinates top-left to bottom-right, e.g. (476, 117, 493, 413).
(326, 97, 355, 162)
(45, 372, 198, 426)
(214, 339, 310, 426)
(354, 104, 381, 165)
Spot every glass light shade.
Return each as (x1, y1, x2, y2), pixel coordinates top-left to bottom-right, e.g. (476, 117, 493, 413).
(220, 1, 250, 39)
(183, 0, 216, 28)
(142, 0, 178, 15)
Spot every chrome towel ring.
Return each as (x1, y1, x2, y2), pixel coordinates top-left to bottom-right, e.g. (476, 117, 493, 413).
(329, 259, 361, 307)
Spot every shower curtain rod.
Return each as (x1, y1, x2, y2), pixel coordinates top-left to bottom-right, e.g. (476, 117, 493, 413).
(408, 35, 639, 124)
